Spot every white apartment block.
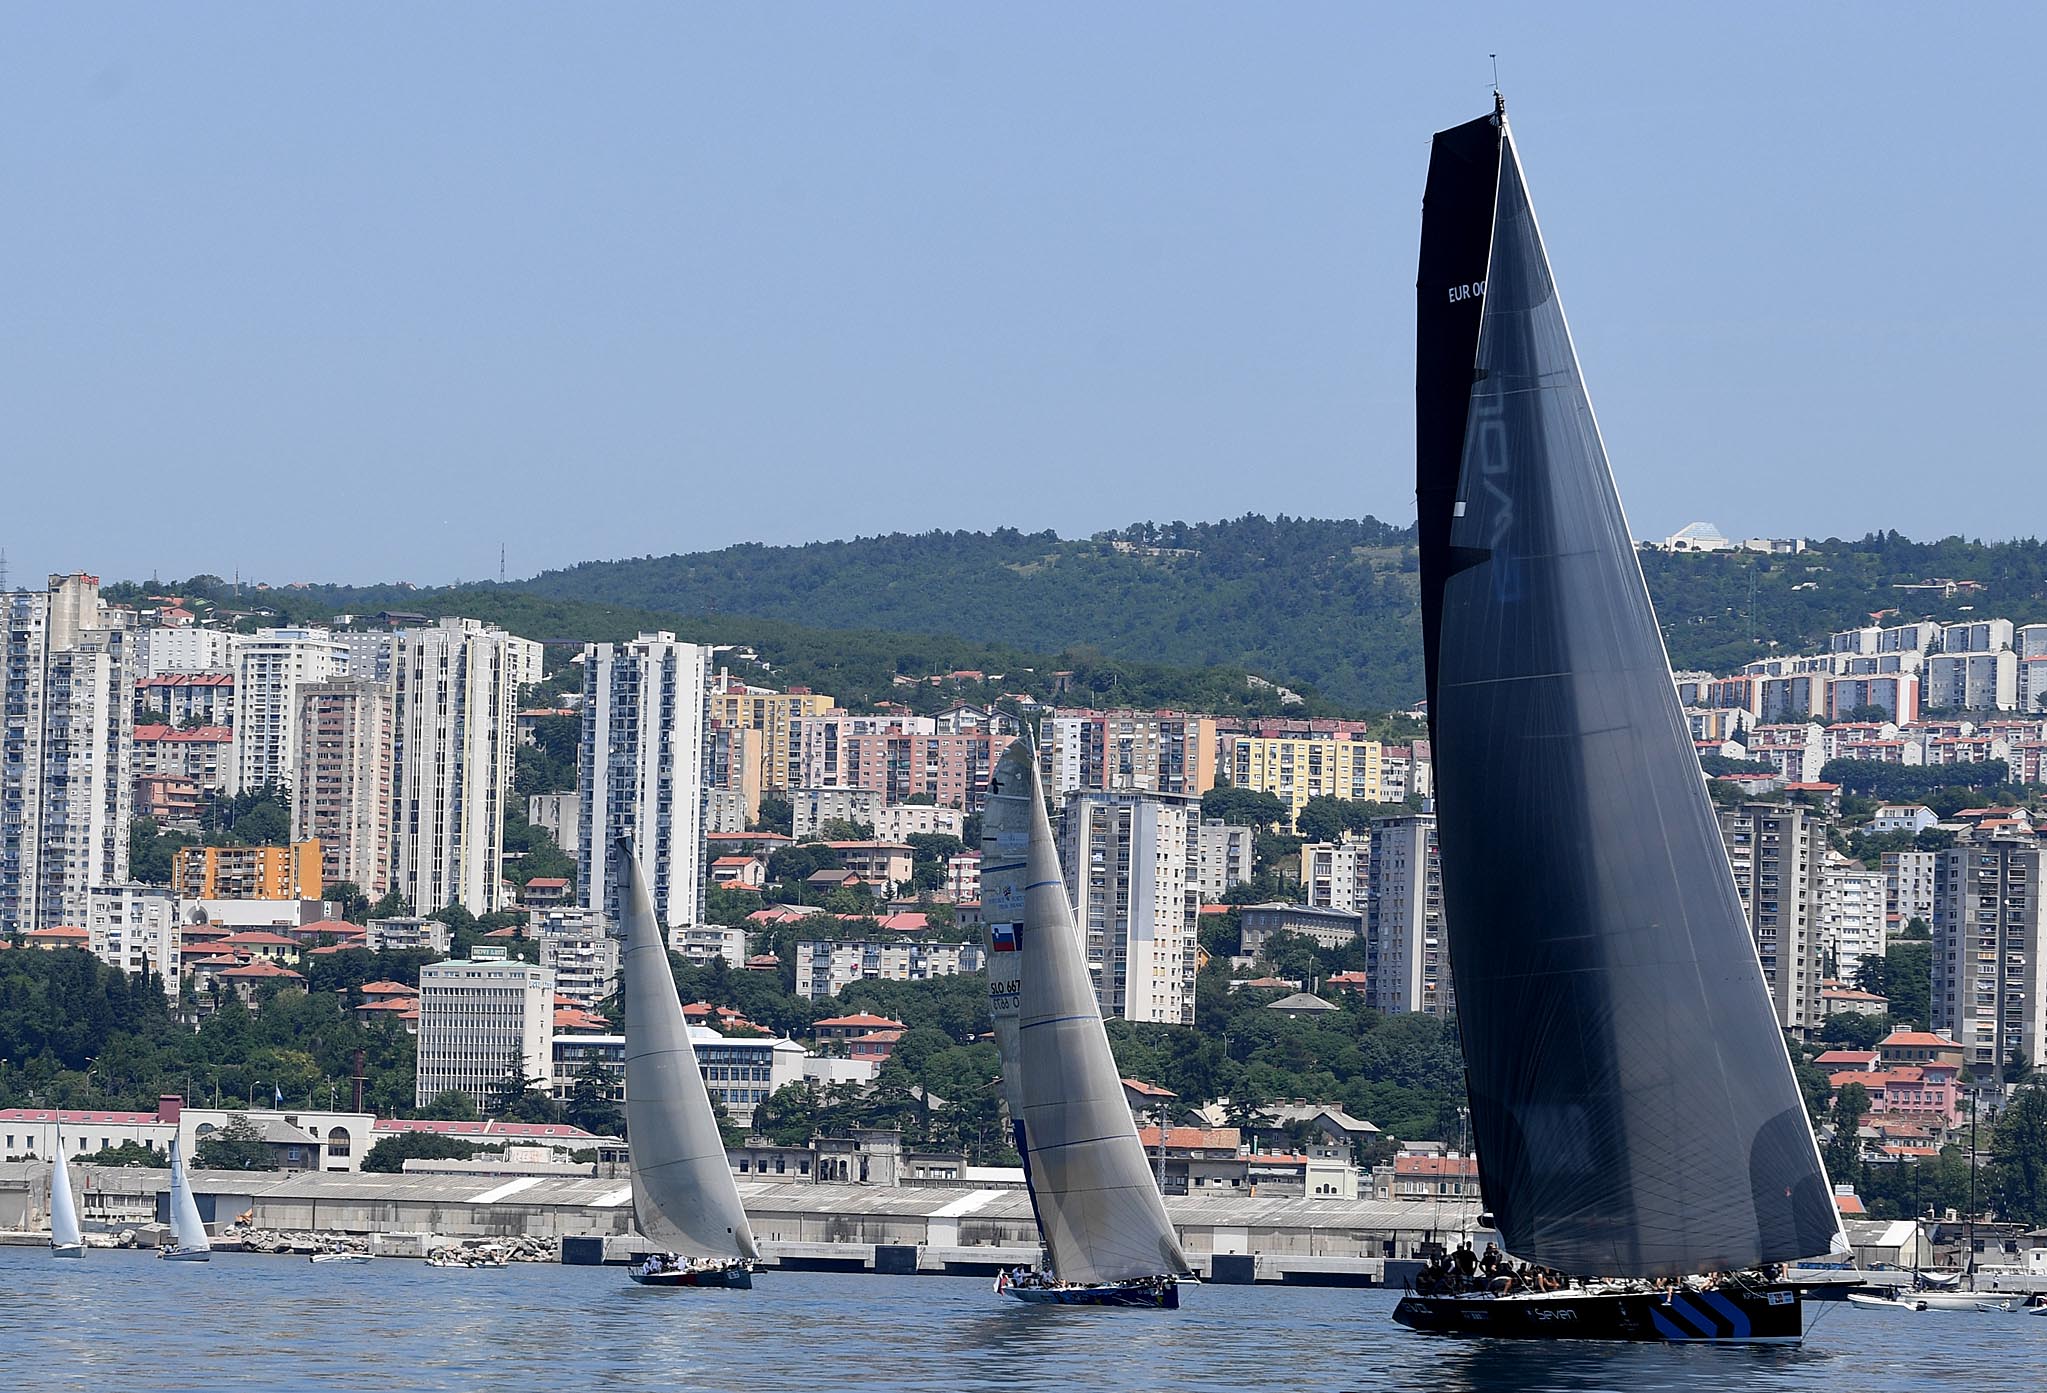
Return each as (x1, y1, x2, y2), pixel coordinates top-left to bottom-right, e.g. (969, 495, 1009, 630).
(1942, 619, 2015, 655)
(1057, 789, 1200, 1025)
(229, 628, 349, 796)
(1883, 849, 1939, 932)
(1717, 802, 1826, 1031)
(1365, 815, 1452, 1016)
(2017, 624, 2047, 714)
(1, 574, 136, 936)
(1742, 723, 1826, 783)
(391, 618, 521, 917)
(335, 631, 396, 687)
(1818, 856, 1886, 985)
(874, 803, 966, 842)
(141, 626, 233, 677)
(365, 916, 454, 955)
(1924, 650, 2018, 712)
(670, 923, 746, 968)
(292, 680, 395, 897)
(946, 851, 981, 903)
(86, 883, 185, 993)
(527, 791, 579, 851)
(1932, 841, 2047, 1074)
(578, 633, 710, 933)
(1195, 819, 1254, 901)
(538, 926, 620, 1008)
(793, 939, 987, 1000)
(790, 786, 886, 838)
(415, 958, 555, 1106)
(505, 634, 546, 692)
(1301, 839, 1370, 915)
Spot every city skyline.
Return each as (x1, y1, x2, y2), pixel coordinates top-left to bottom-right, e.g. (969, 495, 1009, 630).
(8, 6, 2047, 587)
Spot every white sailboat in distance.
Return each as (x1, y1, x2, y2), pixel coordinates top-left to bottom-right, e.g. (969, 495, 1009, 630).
(618, 837, 760, 1289)
(161, 1136, 212, 1261)
(50, 1122, 84, 1259)
(982, 737, 1193, 1307)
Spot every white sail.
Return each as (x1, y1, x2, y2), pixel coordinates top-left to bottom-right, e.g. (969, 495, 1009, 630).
(167, 1137, 211, 1254)
(619, 838, 760, 1261)
(982, 739, 1190, 1285)
(51, 1124, 82, 1252)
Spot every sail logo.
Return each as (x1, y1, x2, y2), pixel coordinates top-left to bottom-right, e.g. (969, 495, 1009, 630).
(991, 922, 1021, 953)
(1447, 280, 1486, 304)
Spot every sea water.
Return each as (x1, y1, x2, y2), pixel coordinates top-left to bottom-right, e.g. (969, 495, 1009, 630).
(3, 1248, 2042, 1392)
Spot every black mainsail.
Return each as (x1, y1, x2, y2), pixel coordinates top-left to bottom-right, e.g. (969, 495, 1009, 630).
(1416, 100, 1845, 1278)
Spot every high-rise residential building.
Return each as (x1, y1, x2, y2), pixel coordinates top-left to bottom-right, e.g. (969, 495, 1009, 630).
(292, 680, 396, 897)
(414, 958, 555, 1106)
(1194, 819, 1254, 901)
(228, 628, 349, 796)
(505, 634, 546, 692)
(390, 618, 522, 917)
(706, 674, 836, 791)
(537, 925, 620, 1009)
(172, 841, 324, 901)
(579, 633, 710, 933)
(335, 632, 396, 688)
(1717, 801, 1827, 1031)
(132, 724, 233, 792)
(1056, 789, 1200, 1025)
(1818, 853, 1887, 985)
(1, 573, 136, 935)
(1300, 838, 1370, 914)
(1224, 731, 1383, 831)
(794, 713, 1003, 810)
(707, 723, 763, 829)
(1924, 651, 2018, 712)
(85, 883, 184, 992)
(136, 672, 235, 726)
(1932, 840, 2047, 1075)
(1882, 849, 1939, 934)
(1039, 710, 1220, 799)
(1365, 814, 1452, 1016)
(2017, 624, 2047, 715)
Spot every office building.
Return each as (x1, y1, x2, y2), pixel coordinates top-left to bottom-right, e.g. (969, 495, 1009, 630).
(415, 958, 555, 1107)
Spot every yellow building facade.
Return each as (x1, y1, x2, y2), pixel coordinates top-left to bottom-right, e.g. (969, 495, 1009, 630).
(1225, 736, 1383, 829)
(708, 686, 837, 791)
(173, 840, 324, 902)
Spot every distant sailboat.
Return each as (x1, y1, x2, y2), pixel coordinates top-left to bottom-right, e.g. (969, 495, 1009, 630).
(50, 1123, 84, 1259)
(1391, 94, 1846, 1343)
(982, 739, 1193, 1308)
(618, 837, 760, 1289)
(161, 1137, 212, 1262)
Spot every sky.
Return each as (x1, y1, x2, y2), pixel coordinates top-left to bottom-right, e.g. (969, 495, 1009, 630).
(5, 4, 2044, 589)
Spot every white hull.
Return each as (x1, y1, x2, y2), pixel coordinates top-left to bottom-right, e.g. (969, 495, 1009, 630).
(1848, 1292, 1926, 1311)
(1919, 1291, 2013, 1311)
(51, 1243, 85, 1260)
(159, 1247, 211, 1262)
(310, 1252, 371, 1264)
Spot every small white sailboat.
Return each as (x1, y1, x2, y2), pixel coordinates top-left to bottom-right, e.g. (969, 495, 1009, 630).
(982, 740, 1193, 1308)
(50, 1122, 84, 1259)
(310, 1251, 371, 1264)
(617, 837, 759, 1290)
(160, 1136, 212, 1262)
(1847, 1291, 1928, 1312)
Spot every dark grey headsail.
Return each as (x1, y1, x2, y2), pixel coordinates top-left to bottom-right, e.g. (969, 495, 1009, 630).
(1416, 100, 1846, 1278)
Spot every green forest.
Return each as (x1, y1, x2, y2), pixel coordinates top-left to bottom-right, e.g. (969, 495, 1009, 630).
(119, 522, 2047, 714)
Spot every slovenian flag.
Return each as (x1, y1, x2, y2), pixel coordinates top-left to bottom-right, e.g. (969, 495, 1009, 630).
(991, 922, 1020, 953)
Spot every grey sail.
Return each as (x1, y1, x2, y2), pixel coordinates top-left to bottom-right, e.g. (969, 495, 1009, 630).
(620, 838, 760, 1261)
(982, 739, 1190, 1284)
(167, 1137, 211, 1254)
(51, 1125, 82, 1250)
(1416, 104, 1846, 1278)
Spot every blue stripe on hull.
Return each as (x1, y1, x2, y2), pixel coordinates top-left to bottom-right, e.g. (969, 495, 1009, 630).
(1392, 1288, 1801, 1343)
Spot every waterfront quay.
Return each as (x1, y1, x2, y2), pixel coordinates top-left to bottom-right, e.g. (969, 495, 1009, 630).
(0, 1160, 1471, 1284)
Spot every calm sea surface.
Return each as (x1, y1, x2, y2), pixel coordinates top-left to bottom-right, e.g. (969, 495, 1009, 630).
(4, 1248, 2044, 1392)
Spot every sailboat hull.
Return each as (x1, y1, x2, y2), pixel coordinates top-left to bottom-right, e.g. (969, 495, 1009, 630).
(1393, 1287, 1803, 1343)
(51, 1243, 85, 1259)
(628, 1262, 753, 1289)
(1003, 1280, 1180, 1309)
(158, 1247, 211, 1262)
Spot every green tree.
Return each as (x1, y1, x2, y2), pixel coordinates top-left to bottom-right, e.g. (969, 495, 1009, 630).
(1201, 787, 1289, 830)
(1883, 938, 1933, 1028)
(83, 1140, 167, 1167)
(754, 795, 793, 836)
(816, 817, 877, 842)
(361, 1132, 497, 1173)
(324, 882, 371, 923)
(194, 1113, 277, 1171)
(564, 1059, 623, 1137)
(415, 1089, 480, 1122)
(1826, 1081, 1870, 1192)
(1990, 1084, 2047, 1227)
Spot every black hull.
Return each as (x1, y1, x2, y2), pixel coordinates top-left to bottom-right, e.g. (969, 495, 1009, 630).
(1003, 1280, 1180, 1309)
(1393, 1287, 1803, 1343)
(628, 1265, 753, 1289)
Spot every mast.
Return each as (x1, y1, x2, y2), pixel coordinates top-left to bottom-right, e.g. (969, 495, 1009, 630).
(1416, 100, 1846, 1278)
(167, 1137, 211, 1254)
(980, 739, 1190, 1284)
(618, 837, 759, 1262)
(51, 1122, 82, 1251)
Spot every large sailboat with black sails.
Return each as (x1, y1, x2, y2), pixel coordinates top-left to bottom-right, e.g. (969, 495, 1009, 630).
(617, 837, 760, 1289)
(982, 738, 1194, 1308)
(1392, 95, 1850, 1344)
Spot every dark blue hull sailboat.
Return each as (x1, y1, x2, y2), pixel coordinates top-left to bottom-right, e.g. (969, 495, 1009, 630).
(1400, 94, 1846, 1344)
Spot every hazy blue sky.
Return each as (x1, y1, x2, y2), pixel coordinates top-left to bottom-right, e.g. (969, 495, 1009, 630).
(6, 4, 2042, 588)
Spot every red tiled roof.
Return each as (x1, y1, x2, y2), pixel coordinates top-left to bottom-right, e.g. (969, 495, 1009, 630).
(373, 1119, 607, 1140)
(1122, 1078, 1177, 1099)
(217, 930, 300, 947)
(524, 877, 568, 889)
(26, 925, 89, 940)
(361, 980, 417, 996)
(1394, 1154, 1481, 1177)
(220, 959, 304, 979)
(815, 1012, 907, 1029)
(1136, 1126, 1241, 1151)
(1881, 1031, 1958, 1048)
(0, 1107, 163, 1125)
